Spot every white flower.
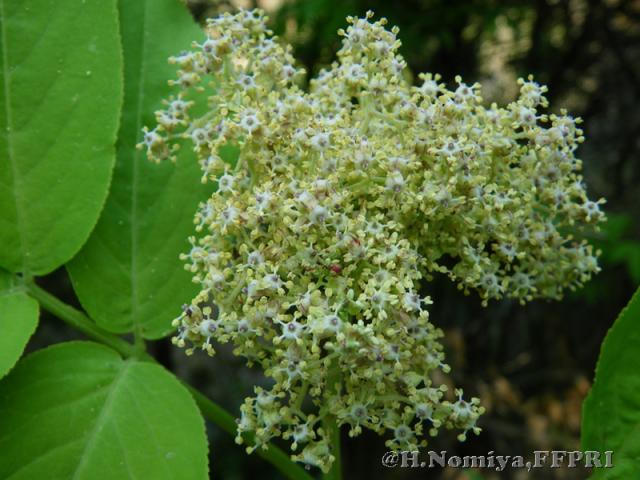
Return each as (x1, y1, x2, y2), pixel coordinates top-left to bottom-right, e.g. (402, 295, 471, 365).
(240, 111, 261, 134)
(310, 132, 330, 151)
(217, 173, 236, 194)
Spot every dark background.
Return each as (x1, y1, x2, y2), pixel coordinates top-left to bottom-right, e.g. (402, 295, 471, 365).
(35, 0, 640, 478)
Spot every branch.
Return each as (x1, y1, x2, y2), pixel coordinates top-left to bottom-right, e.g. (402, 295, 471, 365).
(27, 282, 136, 357)
(322, 361, 343, 480)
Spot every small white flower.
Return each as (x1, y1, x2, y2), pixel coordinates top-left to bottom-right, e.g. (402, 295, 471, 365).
(345, 64, 366, 83)
(240, 111, 261, 134)
(143, 129, 162, 148)
(200, 38, 218, 56)
(309, 205, 329, 224)
(282, 64, 297, 81)
(199, 318, 220, 337)
(310, 132, 330, 151)
(385, 172, 405, 192)
(191, 127, 208, 147)
(247, 250, 265, 267)
(518, 106, 537, 127)
(264, 270, 284, 290)
(217, 173, 235, 194)
(278, 320, 305, 341)
(402, 292, 422, 312)
(238, 74, 256, 91)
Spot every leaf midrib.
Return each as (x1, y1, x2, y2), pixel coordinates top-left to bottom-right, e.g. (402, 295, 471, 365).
(0, 0, 28, 274)
(70, 360, 133, 480)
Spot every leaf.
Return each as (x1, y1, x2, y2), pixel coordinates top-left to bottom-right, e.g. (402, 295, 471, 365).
(0, 341, 209, 480)
(614, 243, 640, 284)
(582, 287, 640, 478)
(601, 213, 632, 242)
(0, 270, 38, 379)
(0, 0, 122, 275)
(66, 0, 212, 339)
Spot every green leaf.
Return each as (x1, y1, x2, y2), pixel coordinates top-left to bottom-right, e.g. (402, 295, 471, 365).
(0, 341, 208, 480)
(601, 213, 632, 242)
(615, 243, 640, 284)
(0, 0, 122, 275)
(582, 287, 640, 478)
(0, 270, 38, 379)
(67, 0, 211, 339)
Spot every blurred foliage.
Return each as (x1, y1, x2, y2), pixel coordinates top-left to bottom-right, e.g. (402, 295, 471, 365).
(595, 214, 640, 283)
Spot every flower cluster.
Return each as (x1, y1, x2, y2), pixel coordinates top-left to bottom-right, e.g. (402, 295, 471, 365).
(141, 9, 604, 471)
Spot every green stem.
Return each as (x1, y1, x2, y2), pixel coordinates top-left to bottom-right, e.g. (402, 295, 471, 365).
(26, 281, 314, 480)
(322, 362, 343, 480)
(133, 332, 146, 358)
(26, 282, 136, 357)
(322, 414, 342, 480)
(293, 381, 309, 410)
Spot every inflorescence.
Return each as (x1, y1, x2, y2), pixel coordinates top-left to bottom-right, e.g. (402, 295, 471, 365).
(141, 9, 604, 472)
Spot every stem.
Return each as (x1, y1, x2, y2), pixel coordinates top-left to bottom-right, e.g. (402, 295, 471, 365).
(322, 361, 343, 480)
(233, 152, 244, 173)
(133, 333, 146, 358)
(26, 281, 314, 480)
(322, 415, 342, 480)
(293, 382, 309, 410)
(26, 282, 136, 358)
